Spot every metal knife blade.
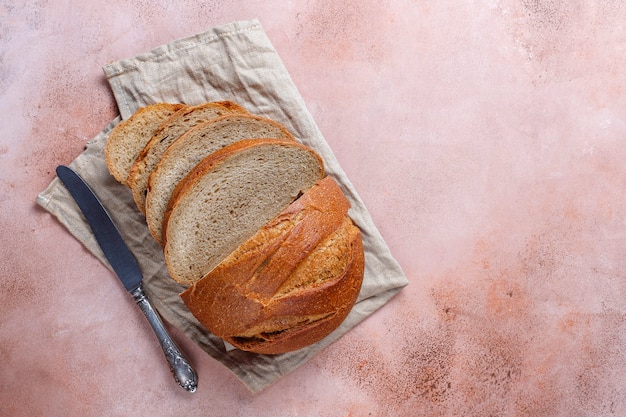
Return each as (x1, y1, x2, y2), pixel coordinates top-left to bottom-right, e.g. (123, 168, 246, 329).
(56, 165, 142, 291)
(55, 165, 198, 393)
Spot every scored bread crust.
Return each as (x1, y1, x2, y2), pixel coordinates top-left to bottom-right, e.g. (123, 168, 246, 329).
(163, 138, 325, 286)
(127, 101, 248, 214)
(104, 103, 186, 185)
(145, 113, 296, 244)
(180, 176, 365, 354)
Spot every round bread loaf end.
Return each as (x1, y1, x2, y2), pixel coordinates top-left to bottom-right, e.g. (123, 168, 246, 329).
(180, 176, 365, 354)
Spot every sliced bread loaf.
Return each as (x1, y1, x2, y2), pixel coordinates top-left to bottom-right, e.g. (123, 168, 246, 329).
(127, 101, 247, 214)
(104, 103, 186, 185)
(180, 176, 365, 354)
(163, 138, 324, 286)
(145, 114, 296, 244)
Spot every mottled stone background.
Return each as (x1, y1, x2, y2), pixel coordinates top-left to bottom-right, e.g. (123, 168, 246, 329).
(2, 1, 626, 416)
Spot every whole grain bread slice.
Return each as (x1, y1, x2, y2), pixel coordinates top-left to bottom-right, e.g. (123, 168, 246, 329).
(163, 138, 324, 286)
(104, 103, 186, 185)
(127, 101, 247, 214)
(145, 114, 296, 244)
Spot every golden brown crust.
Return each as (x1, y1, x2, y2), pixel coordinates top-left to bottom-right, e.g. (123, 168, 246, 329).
(179, 176, 365, 354)
(212, 100, 248, 113)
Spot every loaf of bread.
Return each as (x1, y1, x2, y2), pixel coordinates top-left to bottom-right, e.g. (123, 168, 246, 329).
(104, 101, 366, 355)
(128, 101, 247, 214)
(163, 138, 325, 286)
(180, 176, 364, 354)
(145, 114, 296, 244)
(104, 103, 186, 185)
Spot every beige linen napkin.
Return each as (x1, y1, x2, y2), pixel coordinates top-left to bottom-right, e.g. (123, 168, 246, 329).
(36, 19, 408, 393)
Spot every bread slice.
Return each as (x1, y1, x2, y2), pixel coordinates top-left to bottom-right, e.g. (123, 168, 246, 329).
(104, 103, 186, 185)
(163, 138, 324, 286)
(180, 176, 365, 354)
(127, 101, 247, 214)
(145, 114, 296, 244)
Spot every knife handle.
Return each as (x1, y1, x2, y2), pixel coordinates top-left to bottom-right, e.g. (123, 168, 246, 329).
(130, 284, 198, 393)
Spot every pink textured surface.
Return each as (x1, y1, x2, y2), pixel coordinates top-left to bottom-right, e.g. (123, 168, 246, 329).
(2, 1, 626, 416)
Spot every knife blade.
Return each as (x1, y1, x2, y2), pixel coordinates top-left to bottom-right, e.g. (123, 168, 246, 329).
(55, 165, 198, 393)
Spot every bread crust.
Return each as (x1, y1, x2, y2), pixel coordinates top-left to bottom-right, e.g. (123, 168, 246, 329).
(180, 176, 365, 354)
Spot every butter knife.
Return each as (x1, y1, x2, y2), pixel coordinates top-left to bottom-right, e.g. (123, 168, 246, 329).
(56, 165, 198, 393)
